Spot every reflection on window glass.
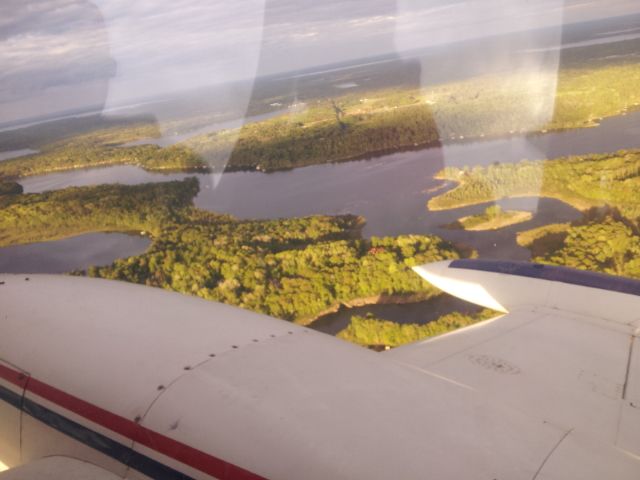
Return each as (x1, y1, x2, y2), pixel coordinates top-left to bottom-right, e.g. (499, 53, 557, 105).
(2, 0, 640, 348)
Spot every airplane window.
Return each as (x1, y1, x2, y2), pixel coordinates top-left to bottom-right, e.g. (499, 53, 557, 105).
(2, 0, 640, 344)
(2, 0, 640, 477)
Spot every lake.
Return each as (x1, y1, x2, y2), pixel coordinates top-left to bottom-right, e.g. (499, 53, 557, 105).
(0, 232, 150, 274)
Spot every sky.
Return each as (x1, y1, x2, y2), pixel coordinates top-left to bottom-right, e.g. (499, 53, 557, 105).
(1, 0, 640, 125)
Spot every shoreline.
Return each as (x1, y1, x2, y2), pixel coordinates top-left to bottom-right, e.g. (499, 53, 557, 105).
(442, 210, 533, 231)
(427, 173, 596, 213)
(0, 228, 152, 250)
(4, 108, 637, 182)
(298, 291, 436, 327)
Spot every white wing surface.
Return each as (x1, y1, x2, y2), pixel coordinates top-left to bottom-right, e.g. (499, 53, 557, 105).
(1, 265, 639, 479)
(386, 259, 640, 478)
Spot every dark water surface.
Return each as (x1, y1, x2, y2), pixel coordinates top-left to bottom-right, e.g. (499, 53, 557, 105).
(0, 148, 38, 162)
(309, 294, 485, 336)
(0, 233, 150, 274)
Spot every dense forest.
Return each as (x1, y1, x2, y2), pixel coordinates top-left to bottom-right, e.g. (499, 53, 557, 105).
(337, 309, 497, 347)
(539, 218, 640, 278)
(518, 208, 640, 279)
(2, 55, 640, 178)
(0, 178, 199, 246)
(0, 178, 463, 324)
(91, 226, 462, 323)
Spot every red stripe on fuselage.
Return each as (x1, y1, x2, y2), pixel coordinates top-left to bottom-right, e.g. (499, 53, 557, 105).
(0, 363, 267, 480)
(0, 362, 29, 391)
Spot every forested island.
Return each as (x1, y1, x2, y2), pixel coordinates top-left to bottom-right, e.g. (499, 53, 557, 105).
(0, 179, 199, 246)
(429, 149, 640, 217)
(0, 178, 466, 324)
(516, 208, 640, 278)
(428, 148, 640, 279)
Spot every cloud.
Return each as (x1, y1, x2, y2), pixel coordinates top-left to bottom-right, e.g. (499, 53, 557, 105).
(348, 15, 397, 28)
(1, 0, 639, 124)
(0, 1, 112, 113)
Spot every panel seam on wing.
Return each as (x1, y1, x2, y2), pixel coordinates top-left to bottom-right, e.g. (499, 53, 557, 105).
(531, 428, 573, 480)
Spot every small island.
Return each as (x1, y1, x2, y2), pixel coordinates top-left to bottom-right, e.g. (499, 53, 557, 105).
(443, 205, 532, 231)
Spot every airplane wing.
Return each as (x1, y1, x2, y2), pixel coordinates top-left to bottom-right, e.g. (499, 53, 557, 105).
(386, 259, 640, 477)
(0, 263, 639, 479)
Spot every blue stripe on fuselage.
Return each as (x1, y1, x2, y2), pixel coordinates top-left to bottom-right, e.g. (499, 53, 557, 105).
(0, 384, 195, 480)
(450, 259, 640, 296)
